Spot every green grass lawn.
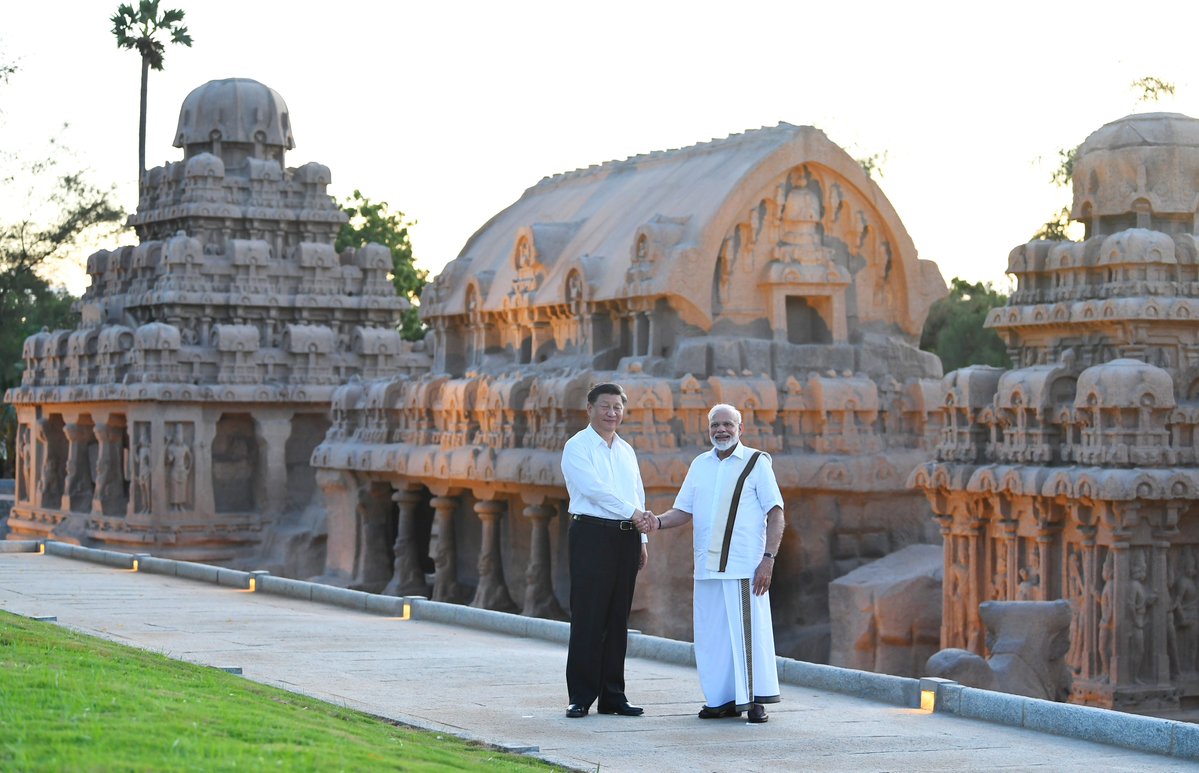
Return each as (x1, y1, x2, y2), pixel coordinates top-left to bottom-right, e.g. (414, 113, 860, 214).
(0, 610, 560, 772)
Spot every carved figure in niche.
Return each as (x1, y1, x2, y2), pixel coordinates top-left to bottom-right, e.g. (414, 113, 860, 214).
(947, 537, 970, 647)
(1017, 549, 1041, 601)
(16, 424, 30, 502)
(37, 419, 64, 505)
(1098, 552, 1115, 680)
(134, 428, 153, 514)
(516, 237, 532, 268)
(165, 425, 193, 511)
(992, 542, 1009, 601)
(926, 600, 1073, 702)
(1066, 548, 1088, 672)
(776, 185, 823, 263)
(1128, 552, 1156, 683)
(1173, 548, 1199, 675)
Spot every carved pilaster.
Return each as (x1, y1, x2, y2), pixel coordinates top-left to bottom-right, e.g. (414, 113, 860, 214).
(62, 422, 95, 513)
(470, 499, 516, 612)
(92, 421, 128, 516)
(521, 503, 565, 619)
(253, 413, 293, 517)
(384, 487, 429, 597)
(429, 496, 465, 603)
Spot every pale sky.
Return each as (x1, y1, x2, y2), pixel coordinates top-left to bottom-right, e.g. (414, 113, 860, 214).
(5, 0, 1199, 297)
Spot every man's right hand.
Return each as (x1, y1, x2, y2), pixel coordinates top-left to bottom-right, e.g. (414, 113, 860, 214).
(634, 509, 657, 534)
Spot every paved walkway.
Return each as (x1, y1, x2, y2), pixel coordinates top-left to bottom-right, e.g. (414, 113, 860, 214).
(0, 552, 1188, 772)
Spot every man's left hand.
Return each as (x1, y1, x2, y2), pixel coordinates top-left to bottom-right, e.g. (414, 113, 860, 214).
(752, 558, 773, 596)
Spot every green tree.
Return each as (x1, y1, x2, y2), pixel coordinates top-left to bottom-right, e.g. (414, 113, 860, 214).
(336, 190, 427, 340)
(0, 60, 126, 474)
(920, 278, 1011, 373)
(111, 1, 193, 181)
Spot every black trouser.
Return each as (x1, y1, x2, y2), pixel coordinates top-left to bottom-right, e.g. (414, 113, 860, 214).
(566, 517, 641, 708)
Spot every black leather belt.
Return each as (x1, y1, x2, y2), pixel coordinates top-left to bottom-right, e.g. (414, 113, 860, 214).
(571, 513, 638, 531)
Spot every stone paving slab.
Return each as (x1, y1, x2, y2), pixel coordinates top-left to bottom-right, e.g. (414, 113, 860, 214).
(0, 552, 1190, 772)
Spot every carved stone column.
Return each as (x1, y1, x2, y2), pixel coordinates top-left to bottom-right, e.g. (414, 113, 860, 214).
(254, 413, 293, 517)
(314, 470, 355, 583)
(62, 422, 95, 513)
(92, 421, 127, 516)
(384, 487, 429, 597)
(470, 499, 516, 611)
(522, 503, 565, 619)
(430, 495, 465, 603)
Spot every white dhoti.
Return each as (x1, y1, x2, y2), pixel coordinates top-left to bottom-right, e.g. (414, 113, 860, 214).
(694, 577, 780, 710)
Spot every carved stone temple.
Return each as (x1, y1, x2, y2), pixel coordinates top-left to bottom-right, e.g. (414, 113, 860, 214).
(4, 78, 418, 566)
(311, 123, 949, 659)
(911, 112, 1199, 712)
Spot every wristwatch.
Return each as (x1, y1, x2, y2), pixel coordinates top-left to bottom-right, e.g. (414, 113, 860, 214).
(763, 551, 775, 560)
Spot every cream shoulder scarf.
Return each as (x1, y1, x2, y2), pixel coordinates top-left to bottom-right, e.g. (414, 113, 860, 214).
(704, 451, 762, 573)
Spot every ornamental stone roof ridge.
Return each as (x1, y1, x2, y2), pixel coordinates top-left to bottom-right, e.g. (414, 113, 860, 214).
(532, 121, 818, 190)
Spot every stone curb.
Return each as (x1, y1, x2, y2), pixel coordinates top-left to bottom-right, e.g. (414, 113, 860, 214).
(921, 678, 1199, 760)
(0, 541, 42, 553)
(25, 541, 1199, 761)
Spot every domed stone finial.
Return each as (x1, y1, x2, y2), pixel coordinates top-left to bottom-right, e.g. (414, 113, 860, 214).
(1071, 112, 1199, 236)
(174, 78, 294, 166)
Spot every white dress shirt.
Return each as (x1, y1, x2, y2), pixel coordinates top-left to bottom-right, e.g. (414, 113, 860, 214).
(673, 443, 783, 580)
(561, 425, 646, 535)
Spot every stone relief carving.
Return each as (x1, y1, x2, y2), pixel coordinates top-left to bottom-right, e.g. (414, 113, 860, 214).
(165, 423, 194, 512)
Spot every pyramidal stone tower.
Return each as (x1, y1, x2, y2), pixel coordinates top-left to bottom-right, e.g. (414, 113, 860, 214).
(6, 78, 419, 563)
(912, 113, 1199, 712)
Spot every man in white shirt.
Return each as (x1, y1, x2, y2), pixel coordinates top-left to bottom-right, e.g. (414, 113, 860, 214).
(560, 382, 651, 719)
(637, 403, 784, 723)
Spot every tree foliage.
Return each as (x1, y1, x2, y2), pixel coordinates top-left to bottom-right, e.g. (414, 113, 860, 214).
(1132, 76, 1175, 103)
(920, 278, 1011, 373)
(336, 190, 427, 340)
(0, 59, 127, 473)
(111, 1, 193, 178)
(856, 151, 887, 180)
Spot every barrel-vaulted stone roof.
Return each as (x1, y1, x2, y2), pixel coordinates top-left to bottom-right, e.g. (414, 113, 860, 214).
(424, 122, 943, 338)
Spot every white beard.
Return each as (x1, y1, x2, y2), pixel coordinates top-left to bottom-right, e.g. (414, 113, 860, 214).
(712, 437, 737, 452)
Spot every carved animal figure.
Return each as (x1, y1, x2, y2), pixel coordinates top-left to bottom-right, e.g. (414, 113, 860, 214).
(925, 599, 1073, 701)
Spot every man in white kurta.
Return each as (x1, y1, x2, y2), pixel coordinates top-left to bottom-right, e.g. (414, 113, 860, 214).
(638, 404, 784, 723)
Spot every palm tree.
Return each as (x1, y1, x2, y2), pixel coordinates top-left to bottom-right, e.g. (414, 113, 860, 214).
(111, 1, 193, 186)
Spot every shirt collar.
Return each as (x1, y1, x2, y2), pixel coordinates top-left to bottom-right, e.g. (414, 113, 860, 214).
(585, 424, 622, 448)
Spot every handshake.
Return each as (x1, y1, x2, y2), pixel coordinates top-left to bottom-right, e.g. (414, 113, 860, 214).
(632, 509, 660, 534)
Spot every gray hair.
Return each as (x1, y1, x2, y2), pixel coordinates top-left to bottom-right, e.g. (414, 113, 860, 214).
(707, 403, 743, 425)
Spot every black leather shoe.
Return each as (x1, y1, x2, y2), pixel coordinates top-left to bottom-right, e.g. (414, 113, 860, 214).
(597, 702, 644, 716)
(698, 701, 741, 719)
(747, 703, 768, 723)
(566, 703, 589, 718)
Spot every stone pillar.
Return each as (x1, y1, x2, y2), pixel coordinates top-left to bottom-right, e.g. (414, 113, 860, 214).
(254, 413, 293, 517)
(384, 487, 429, 597)
(62, 421, 95, 513)
(1078, 522, 1098, 681)
(315, 470, 355, 583)
(430, 495, 465, 602)
(470, 499, 516, 611)
(92, 420, 127, 516)
(522, 503, 565, 618)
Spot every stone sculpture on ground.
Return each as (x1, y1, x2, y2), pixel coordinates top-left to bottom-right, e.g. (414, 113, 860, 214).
(912, 112, 1199, 711)
(926, 599, 1073, 701)
(828, 544, 943, 677)
(4, 79, 419, 566)
(312, 122, 948, 659)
